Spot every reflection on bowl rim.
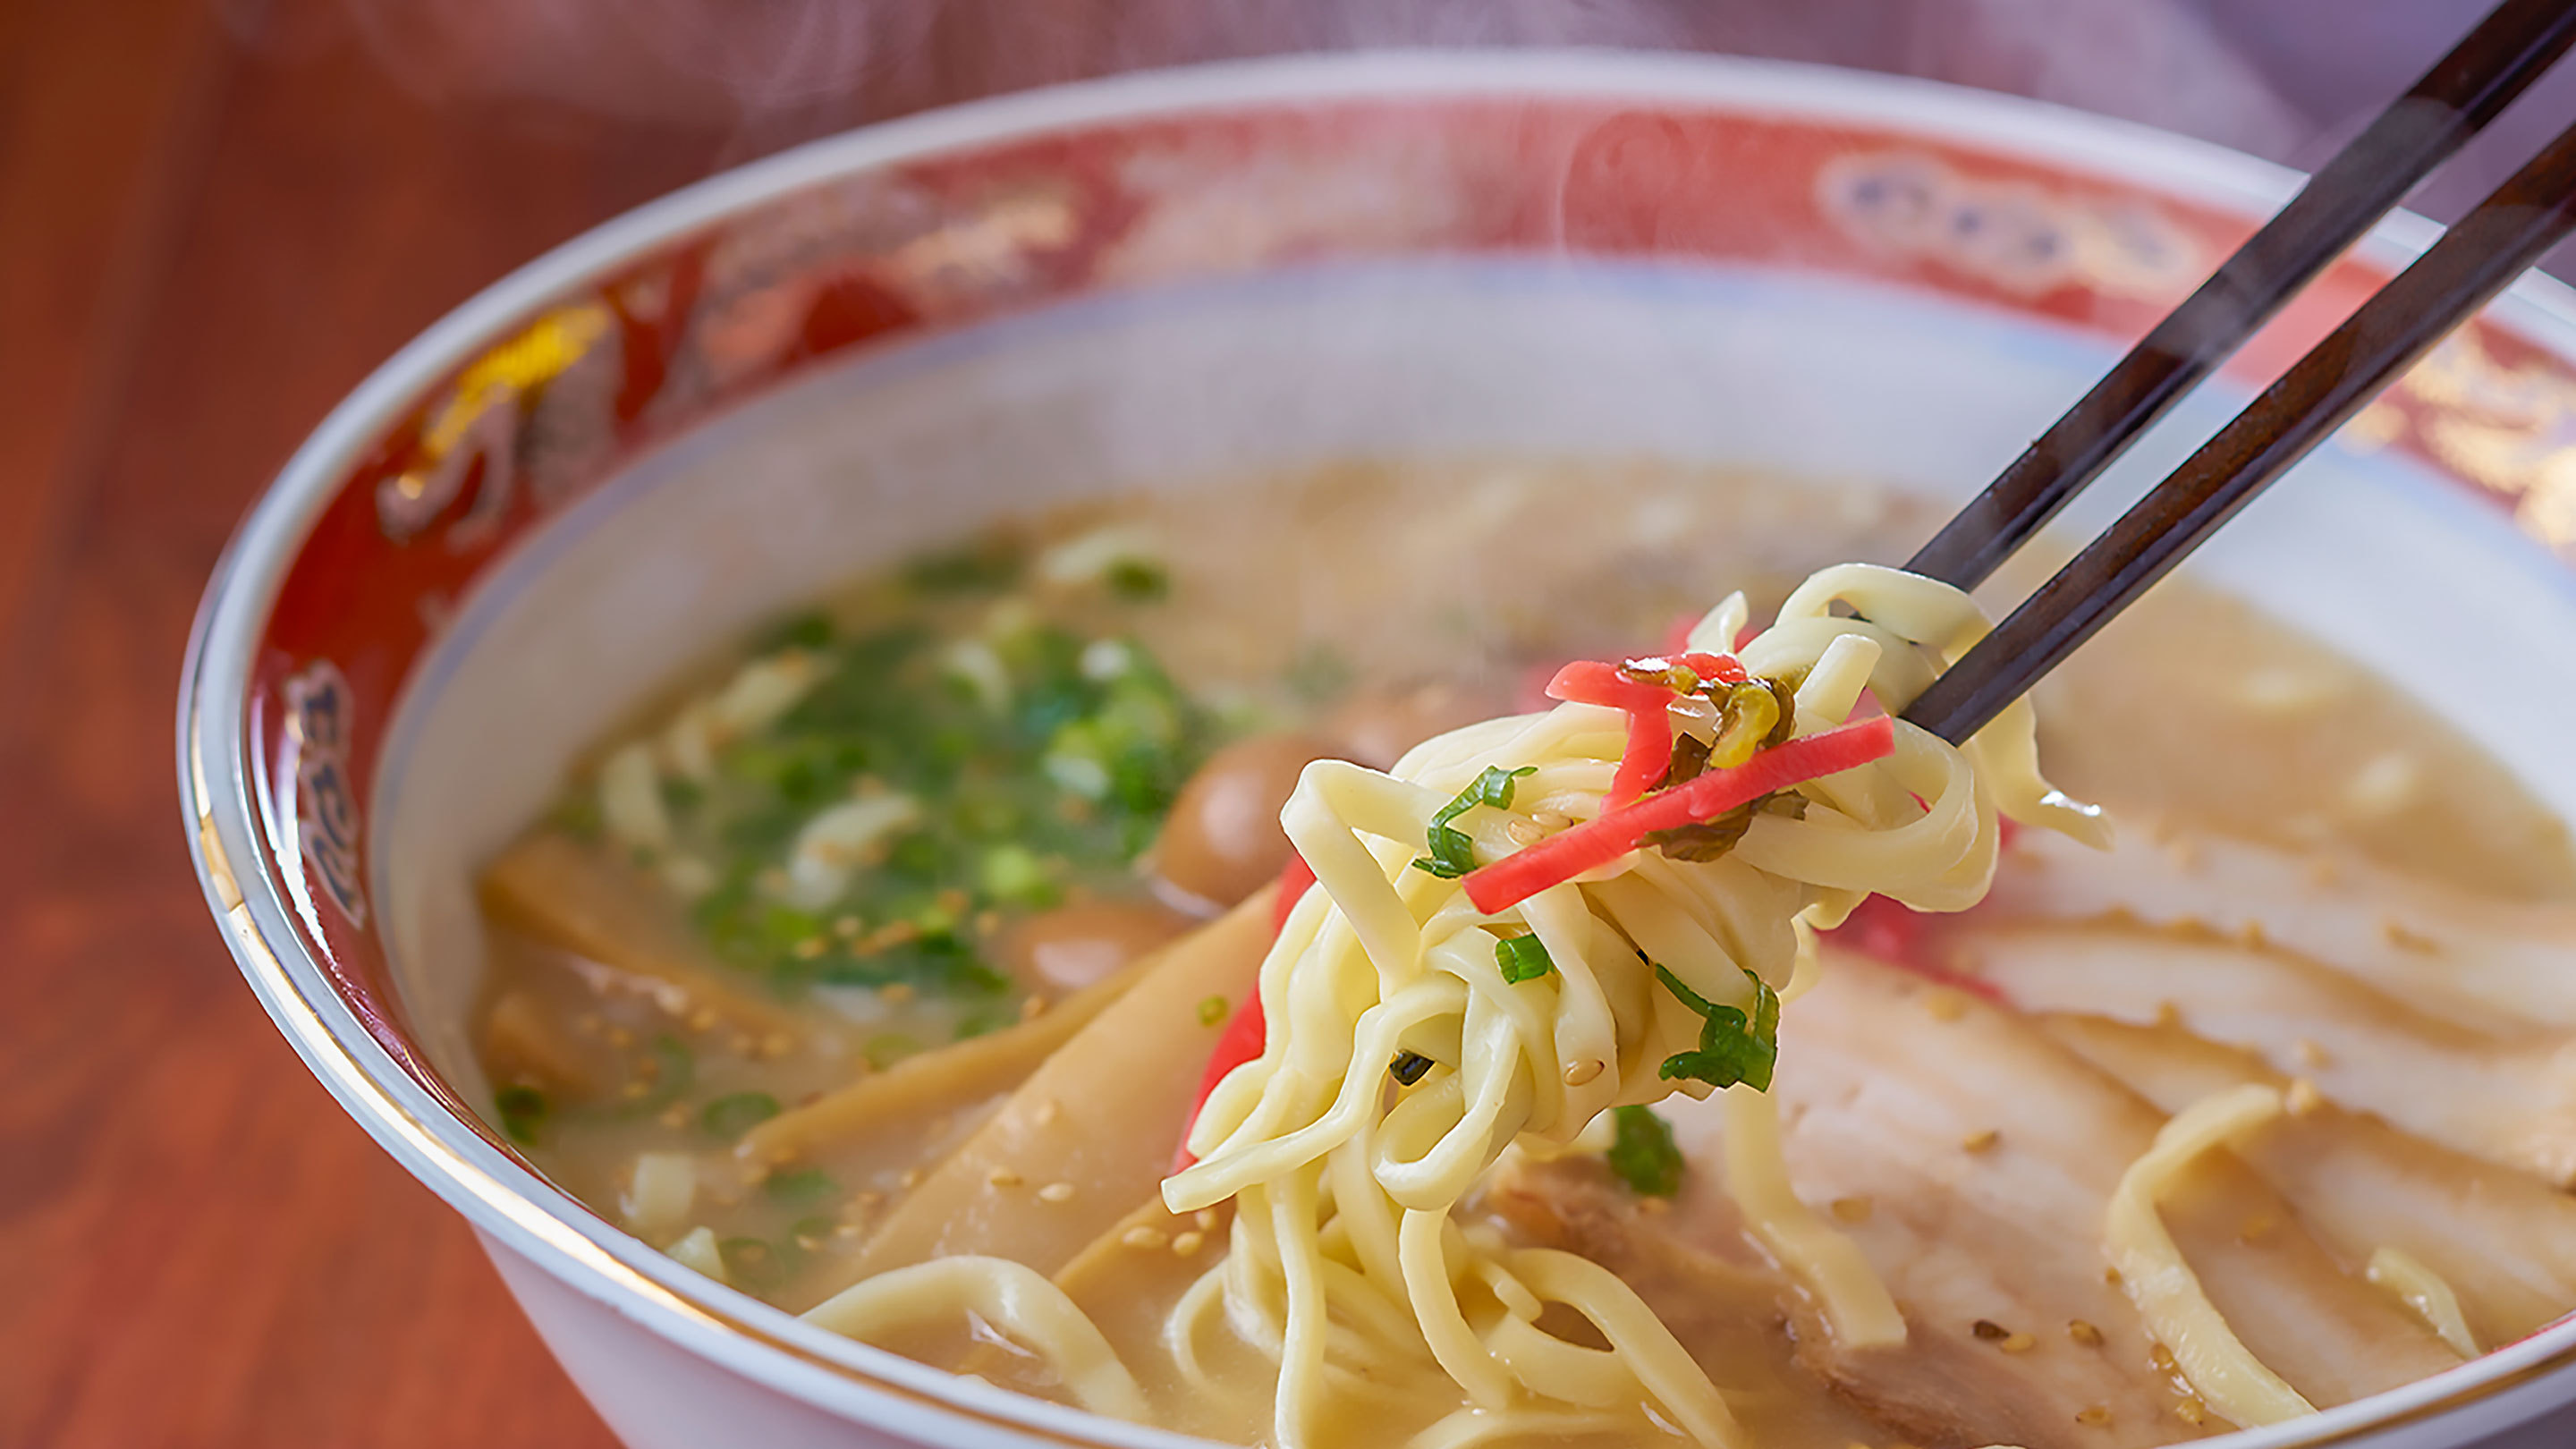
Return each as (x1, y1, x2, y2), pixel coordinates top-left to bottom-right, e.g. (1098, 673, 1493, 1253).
(180, 48, 2576, 1449)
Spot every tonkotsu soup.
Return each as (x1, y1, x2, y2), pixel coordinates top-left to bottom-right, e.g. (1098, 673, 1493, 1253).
(470, 460, 2576, 1449)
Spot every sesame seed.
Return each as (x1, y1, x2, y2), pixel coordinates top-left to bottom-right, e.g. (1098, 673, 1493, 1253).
(792, 936, 826, 960)
(2240, 1213, 2277, 1242)
(1038, 1182, 1075, 1203)
(1033, 1098, 1063, 1126)
(1021, 996, 1050, 1021)
(1563, 1059, 1606, 1087)
(880, 982, 916, 1004)
(1971, 1319, 2010, 1341)
(2068, 1319, 2103, 1347)
(936, 888, 970, 916)
(2237, 919, 2267, 949)
(1829, 1196, 1874, 1224)
(1504, 819, 1543, 845)
(686, 1007, 720, 1032)
(975, 911, 1002, 937)
(1962, 1129, 1999, 1154)
(1123, 1226, 1169, 1250)
(657, 1105, 690, 1130)
(987, 1166, 1023, 1188)
(834, 915, 863, 937)
(2286, 1078, 2325, 1116)
(2174, 1399, 2207, 1427)
(898, 1168, 922, 1190)
(1194, 1209, 1216, 1231)
(2075, 1405, 2111, 1428)
(606, 1027, 636, 1048)
(2292, 1038, 2331, 1069)
(759, 1031, 794, 1060)
(2104, 1266, 2123, 1286)
(574, 1013, 604, 1037)
(1532, 811, 1573, 831)
(2149, 1343, 2177, 1372)
(621, 1080, 650, 1100)
(2000, 1332, 2036, 1353)
(2152, 1001, 2182, 1028)
(1172, 1231, 1206, 1256)
(1924, 989, 1968, 1022)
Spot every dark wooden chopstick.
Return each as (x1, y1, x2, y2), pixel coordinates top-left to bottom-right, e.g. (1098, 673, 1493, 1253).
(1905, 0, 2576, 592)
(1905, 117, 2576, 747)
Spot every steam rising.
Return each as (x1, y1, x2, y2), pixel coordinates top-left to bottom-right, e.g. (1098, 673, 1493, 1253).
(291, 0, 2312, 166)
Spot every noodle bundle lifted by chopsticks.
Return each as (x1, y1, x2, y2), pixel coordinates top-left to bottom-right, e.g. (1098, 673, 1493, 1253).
(1161, 564, 2108, 1449)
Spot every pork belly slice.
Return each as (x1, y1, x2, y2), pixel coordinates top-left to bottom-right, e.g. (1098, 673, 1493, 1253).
(1947, 920, 2576, 1186)
(1501, 955, 2453, 1448)
(1986, 822, 2576, 1036)
(2046, 1013, 2576, 1347)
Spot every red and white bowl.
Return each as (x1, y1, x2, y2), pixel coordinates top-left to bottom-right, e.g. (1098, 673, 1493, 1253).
(181, 51, 2576, 1449)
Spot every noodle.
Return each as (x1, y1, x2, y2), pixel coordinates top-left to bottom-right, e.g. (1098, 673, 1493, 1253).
(801, 1257, 1149, 1419)
(1157, 564, 2104, 1447)
(2367, 1246, 2479, 1359)
(2104, 1084, 2315, 1428)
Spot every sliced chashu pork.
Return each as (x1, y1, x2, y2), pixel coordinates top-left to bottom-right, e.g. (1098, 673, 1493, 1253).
(2046, 1013, 2576, 1347)
(1985, 820, 2576, 1036)
(812, 890, 1272, 1302)
(1486, 1155, 1923, 1449)
(1947, 920, 2576, 1186)
(1506, 955, 2455, 1449)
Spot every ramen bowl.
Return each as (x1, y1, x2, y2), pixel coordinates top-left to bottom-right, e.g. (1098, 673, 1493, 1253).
(181, 50, 2576, 1449)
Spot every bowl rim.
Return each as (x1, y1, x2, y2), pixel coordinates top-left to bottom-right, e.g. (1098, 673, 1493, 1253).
(179, 46, 2576, 1449)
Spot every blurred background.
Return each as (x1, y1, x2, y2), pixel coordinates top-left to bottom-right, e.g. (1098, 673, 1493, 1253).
(0, 2, 2542, 1445)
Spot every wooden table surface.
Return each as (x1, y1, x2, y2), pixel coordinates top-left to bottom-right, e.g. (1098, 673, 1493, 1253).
(0, 4, 2523, 1445)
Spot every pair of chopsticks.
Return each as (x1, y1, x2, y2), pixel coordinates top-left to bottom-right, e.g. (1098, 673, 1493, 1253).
(1902, 0, 2576, 746)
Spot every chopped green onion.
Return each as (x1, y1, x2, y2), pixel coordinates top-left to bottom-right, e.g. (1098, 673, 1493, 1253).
(700, 1090, 783, 1139)
(1411, 826, 1479, 878)
(659, 775, 705, 818)
(758, 610, 836, 651)
(1495, 934, 1555, 984)
(547, 793, 604, 843)
(1654, 964, 1781, 1092)
(1438, 766, 1538, 826)
(786, 1216, 841, 1255)
(495, 1085, 549, 1144)
(979, 843, 1055, 907)
(1606, 1105, 1684, 1197)
(765, 1167, 838, 1206)
(902, 535, 1024, 594)
(719, 1236, 787, 1292)
(1413, 766, 1536, 878)
(1198, 995, 1231, 1028)
(1105, 558, 1170, 600)
(1388, 1051, 1436, 1086)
